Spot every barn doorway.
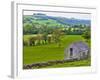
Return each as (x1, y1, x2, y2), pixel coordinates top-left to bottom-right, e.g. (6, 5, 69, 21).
(82, 52, 86, 58)
(82, 52, 85, 56)
(70, 48, 73, 57)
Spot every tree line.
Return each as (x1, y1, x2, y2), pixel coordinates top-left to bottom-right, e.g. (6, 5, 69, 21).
(23, 22, 90, 47)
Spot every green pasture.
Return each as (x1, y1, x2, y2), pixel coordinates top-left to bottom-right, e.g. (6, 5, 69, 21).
(23, 35, 91, 68)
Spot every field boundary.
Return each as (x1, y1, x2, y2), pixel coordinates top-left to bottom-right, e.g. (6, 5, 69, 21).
(23, 58, 88, 69)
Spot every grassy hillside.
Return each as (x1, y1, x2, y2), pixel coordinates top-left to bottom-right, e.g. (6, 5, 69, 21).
(23, 14, 91, 26)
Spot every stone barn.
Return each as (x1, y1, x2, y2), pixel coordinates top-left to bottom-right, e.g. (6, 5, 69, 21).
(64, 41, 90, 60)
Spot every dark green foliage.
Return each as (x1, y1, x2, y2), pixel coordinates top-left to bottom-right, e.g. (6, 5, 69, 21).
(82, 28, 91, 41)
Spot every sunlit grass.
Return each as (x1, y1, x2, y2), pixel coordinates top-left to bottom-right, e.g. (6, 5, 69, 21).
(23, 35, 91, 68)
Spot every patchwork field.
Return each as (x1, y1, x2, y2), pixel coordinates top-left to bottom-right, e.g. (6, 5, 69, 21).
(23, 35, 91, 68)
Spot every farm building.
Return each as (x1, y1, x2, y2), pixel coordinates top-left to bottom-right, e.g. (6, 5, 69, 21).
(64, 41, 90, 60)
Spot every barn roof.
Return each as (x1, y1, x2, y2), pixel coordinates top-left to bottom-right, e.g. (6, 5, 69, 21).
(69, 41, 89, 51)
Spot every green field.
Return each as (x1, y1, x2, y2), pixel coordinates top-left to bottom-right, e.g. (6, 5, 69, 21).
(23, 35, 91, 68)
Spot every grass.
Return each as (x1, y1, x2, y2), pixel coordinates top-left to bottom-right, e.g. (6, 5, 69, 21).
(31, 58, 91, 69)
(23, 35, 91, 68)
(44, 58, 91, 68)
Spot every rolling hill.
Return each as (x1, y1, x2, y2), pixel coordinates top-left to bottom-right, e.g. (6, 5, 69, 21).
(24, 13, 91, 26)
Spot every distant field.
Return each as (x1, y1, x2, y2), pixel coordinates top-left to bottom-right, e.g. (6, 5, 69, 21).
(23, 35, 91, 68)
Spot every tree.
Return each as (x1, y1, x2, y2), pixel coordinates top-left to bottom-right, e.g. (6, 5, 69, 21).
(82, 29, 90, 42)
(23, 23, 33, 34)
(42, 33, 48, 44)
(52, 29, 64, 47)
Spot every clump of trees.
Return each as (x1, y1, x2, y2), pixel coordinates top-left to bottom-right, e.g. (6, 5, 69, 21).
(23, 30, 64, 47)
(63, 24, 90, 35)
(23, 34, 53, 46)
(82, 29, 91, 42)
